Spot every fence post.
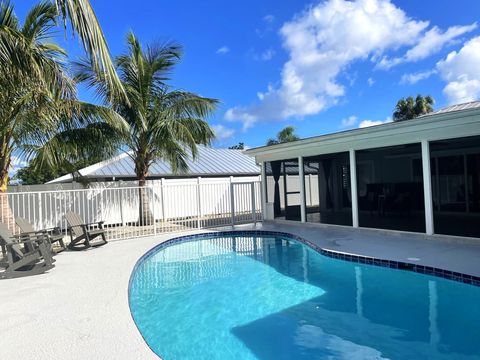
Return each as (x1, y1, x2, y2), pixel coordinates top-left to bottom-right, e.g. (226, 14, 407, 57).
(230, 176, 235, 226)
(197, 177, 202, 229)
(37, 192, 42, 229)
(251, 182, 256, 225)
(63, 193, 67, 235)
(119, 187, 125, 227)
(100, 189, 104, 222)
(151, 186, 157, 235)
(160, 178, 165, 223)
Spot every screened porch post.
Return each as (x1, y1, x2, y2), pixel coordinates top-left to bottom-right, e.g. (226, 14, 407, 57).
(299, 156, 306, 223)
(421, 140, 435, 235)
(260, 162, 267, 220)
(349, 149, 359, 228)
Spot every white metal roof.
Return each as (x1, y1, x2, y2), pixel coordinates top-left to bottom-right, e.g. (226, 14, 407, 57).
(48, 146, 260, 183)
(418, 100, 480, 117)
(245, 100, 480, 162)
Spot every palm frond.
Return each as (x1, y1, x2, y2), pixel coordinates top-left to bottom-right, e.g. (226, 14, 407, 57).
(21, 1, 57, 42)
(55, 0, 125, 101)
(0, 1, 18, 28)
(161, 91, 219, 119)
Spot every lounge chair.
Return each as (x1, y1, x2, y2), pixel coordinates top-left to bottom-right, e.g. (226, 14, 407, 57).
(15, 217, 66, 254)
(65, 212, 107, 251)
(0, 223, 54, 279)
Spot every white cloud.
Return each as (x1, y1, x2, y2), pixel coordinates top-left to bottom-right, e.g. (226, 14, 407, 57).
(260, 48, 275, 61)
(377, 23, 477, 69)
(256, 15, 276, 38)
(442, 78, 480, 104)
(224, 109, 257, 130)
(212, 124, 235, 141)
(251, 48, 276, 61)
(367, 77, 375, 86)
(341, 115, 358, 127)
(405, 24, 476, 61)
(376, 57, 402, 69)
(437, 36, 480, 104)
(359, 117, 392, 128)
(264, 14, 275, 23)
(400, 69, 436, 85)
(225, 0, 428, 129)
(216, 46, 230, 55)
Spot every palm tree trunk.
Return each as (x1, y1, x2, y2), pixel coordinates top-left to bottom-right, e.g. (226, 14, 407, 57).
(0, 161, 14, 230)
(138, 175, 154, 226)
(0, 139, 14, 229)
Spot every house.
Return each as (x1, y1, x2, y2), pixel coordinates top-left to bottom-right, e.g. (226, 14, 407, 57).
(245, 101, 480, 239)
(48, 146, 260, 184)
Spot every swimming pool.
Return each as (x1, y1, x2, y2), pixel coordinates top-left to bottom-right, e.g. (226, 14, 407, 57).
(128, 231, 480, 359)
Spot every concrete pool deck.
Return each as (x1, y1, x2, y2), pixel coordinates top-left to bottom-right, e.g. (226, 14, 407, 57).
(1, 222, 480, 359)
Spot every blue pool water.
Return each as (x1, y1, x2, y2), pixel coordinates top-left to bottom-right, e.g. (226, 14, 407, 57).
(129, 233, 480, 360)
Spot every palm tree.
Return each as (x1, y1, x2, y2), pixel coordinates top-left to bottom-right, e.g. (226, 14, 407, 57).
(393, 95, 434, 121)
(0, 0, 123, 100)
(75, 32, 218, 224)
(228, 142, 244, 150)
(267, 126, 300, 145)
(0, 2, 127, 226)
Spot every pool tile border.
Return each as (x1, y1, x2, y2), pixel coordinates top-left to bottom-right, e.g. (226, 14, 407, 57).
(132, 230, 480, 288)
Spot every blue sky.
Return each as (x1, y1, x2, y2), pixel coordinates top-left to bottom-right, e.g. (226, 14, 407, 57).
(13, 0, 480, 149)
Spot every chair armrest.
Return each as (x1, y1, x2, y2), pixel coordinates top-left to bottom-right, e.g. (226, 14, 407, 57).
(67, 221, 104, 235)
(71, 221, 105, 228)
(40, 226, 62, 234)
(6, 235, 48, 247)
(12, 232, 47, 240)
(15, 230, 44, 236)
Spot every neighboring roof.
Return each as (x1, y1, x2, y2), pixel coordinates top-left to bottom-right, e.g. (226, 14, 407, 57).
(418, 100, 480, 117)
(48, 146, 260, 183)
(245, 100, 480, 162)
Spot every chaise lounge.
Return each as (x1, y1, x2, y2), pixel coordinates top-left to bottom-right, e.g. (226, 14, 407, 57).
(65, 211, 108, 251)
(0, 223, 54, 279)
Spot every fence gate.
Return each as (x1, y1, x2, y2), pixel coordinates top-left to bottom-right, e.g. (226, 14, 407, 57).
(230, 182, 262, 225)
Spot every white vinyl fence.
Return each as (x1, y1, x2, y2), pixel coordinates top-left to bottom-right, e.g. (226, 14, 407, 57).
(1, 178, 262, 242)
